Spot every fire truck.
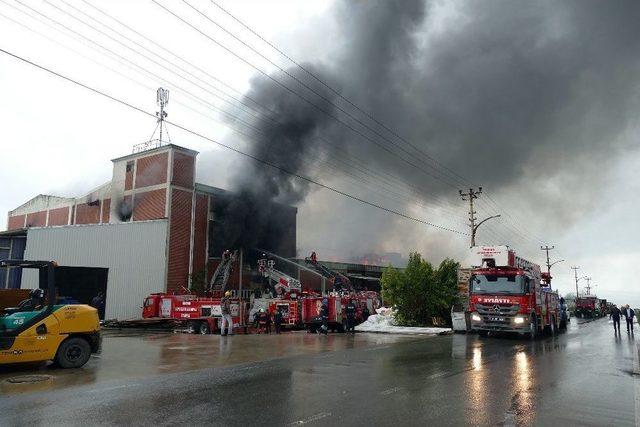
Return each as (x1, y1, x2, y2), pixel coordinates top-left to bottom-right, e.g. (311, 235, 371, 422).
(141, 249, 246, 334)
(468, 246, 560, 338)
(575, 295, 601, 318)
(254, 257, 303, 328)
(142, 293, 246, 334)
(301, 292, 379, 333)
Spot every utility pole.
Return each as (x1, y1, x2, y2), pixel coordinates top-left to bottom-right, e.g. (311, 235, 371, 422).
(541, 245, 554, 275)
(459, 188, 499, 247)
(571, 266, 580, 299)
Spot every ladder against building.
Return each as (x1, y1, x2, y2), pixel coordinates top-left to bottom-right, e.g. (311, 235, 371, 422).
(208, 250, 238, 295)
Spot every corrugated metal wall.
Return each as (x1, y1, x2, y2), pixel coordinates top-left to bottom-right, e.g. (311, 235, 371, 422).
(22, 220, 168, 320)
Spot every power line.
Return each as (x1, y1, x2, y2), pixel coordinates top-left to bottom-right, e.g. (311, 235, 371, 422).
(0, 46, 469, 236)
(151, 0, 464, 190)
(207, 0, 470, 188)
(23, 0, 465, 217)
(7, 1, 554, 254)
(206, 0, 559, 254)
(1, 1, 468, 223)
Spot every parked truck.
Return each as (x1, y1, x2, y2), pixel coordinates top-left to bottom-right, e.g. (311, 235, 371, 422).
(142, 292, 246, 334)
(468, 246, 560, 338)
(575, 295, 601, 318)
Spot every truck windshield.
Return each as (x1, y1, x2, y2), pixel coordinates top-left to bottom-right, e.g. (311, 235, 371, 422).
(471, 274, 525, 294)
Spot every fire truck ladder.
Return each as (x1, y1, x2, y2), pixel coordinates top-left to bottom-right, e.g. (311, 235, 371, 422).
(305, 252, 354, 293)
(208, 250, 238, 293)
(258, 258, 301, 295)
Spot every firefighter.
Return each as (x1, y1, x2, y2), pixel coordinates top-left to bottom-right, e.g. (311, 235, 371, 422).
(610, 304, 621, 335)
(257, 308, 271, 334)
(274, 306, 283, 334)
(362, 304, 371, 324)
(319, 298, 329, 335)
(333, 276, 343, 293)
(345, 299, 357, 334)
(252, 308, 261, 329)
(220, 291, 234, 336)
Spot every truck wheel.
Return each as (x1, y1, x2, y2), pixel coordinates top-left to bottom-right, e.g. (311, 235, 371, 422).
(199, 322, 210, 335)
(55, 337, 92, 368)
(187, 321, 199, 334)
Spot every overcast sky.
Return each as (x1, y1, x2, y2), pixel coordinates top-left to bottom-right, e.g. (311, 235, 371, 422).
(0, 0, 638, 305)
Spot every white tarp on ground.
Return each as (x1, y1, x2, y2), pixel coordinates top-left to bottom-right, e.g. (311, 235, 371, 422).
(355, 307, 450, 335)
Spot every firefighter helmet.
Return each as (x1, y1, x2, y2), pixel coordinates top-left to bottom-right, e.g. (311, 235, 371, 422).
(224, 291, 231, 297)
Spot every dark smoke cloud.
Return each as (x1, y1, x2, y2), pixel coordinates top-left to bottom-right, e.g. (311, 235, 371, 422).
(218, 65, 341, 256)
(222, 0, 640, 260)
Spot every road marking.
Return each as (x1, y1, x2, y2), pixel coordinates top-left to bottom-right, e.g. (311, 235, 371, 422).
(289, 412, 332, 425)
(365, 345, 391, 352)
(380, 386, 402, 395)
(88, 383, 141, 393)
(634, 343, 640, 427)
(427, 371, 448, 379)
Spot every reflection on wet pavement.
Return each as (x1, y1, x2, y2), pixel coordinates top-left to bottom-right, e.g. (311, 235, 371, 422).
(1, 318, 637, 426)
(0, 329, 417, 395)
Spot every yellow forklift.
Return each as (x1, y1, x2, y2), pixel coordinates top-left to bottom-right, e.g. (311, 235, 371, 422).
(0, 260, 100, 368)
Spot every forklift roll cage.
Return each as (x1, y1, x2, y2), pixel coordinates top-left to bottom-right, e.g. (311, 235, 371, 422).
(0, 260, 56, 340)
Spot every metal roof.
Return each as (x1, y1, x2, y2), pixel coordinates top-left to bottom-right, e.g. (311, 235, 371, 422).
(0, 228, 27, 237)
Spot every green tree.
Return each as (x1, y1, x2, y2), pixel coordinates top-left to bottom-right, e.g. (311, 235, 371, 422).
(381, 253, 460, 326)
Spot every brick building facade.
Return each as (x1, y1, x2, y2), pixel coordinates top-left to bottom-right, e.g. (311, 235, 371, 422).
(6, 144, 297, 296)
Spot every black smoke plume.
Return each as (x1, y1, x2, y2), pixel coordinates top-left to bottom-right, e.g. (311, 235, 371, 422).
(220, 0, 640, 260)
(216, 65, 340, 259)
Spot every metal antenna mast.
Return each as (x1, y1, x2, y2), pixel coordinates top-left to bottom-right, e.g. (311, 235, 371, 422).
(133, 87, 171, 153)
(156, 87, 170, 144)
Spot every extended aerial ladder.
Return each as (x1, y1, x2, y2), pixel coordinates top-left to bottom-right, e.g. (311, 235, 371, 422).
(258, 257, 301, 297)
(305, 251, 354, 293)
(208, 250, 238, 294)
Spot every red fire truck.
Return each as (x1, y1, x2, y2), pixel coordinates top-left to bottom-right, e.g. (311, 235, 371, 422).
(468, 246, 560, 338)
(301, 292, 379, 333)
(142, 293, 246, 334)
(575, 295, 601, 318)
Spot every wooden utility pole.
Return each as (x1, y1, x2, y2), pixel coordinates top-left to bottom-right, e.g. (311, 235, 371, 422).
(459, 188, 500, 247)
(571, 266, 580, 298)
(459, 188, 481, 247)
(541, 245, 554, 275)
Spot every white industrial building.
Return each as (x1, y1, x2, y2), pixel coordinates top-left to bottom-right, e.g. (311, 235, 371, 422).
(21, 221, 168, 319)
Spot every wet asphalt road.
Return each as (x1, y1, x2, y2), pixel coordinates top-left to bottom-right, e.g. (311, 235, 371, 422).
(1, 317, 638, 426)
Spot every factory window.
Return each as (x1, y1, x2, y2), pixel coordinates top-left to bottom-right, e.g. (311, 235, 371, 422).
(126, 161, 134, 173)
